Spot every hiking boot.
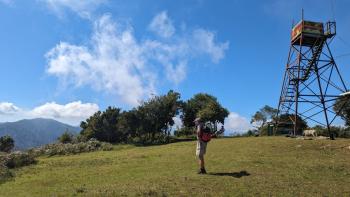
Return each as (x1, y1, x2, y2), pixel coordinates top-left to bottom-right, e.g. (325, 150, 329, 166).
(198, 168, 207, 174)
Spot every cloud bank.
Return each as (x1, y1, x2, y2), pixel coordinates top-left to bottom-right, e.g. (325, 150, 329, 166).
(0, 102, 20, 114)
(0, 101, 99, 126)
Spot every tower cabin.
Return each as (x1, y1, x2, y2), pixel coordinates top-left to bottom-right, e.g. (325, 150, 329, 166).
(290, 20, 336, 81)
(291, 20, 336, 46)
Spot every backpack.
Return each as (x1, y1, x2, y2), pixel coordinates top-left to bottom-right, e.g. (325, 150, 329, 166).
(200, 125, 212, 142)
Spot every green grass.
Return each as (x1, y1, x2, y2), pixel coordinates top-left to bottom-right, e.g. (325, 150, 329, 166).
(1, 137, 350, 196)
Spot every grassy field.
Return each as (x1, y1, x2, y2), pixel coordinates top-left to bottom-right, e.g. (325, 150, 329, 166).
(1, 136, 350, 196)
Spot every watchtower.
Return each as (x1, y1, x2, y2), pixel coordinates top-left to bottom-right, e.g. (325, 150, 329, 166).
(276, 14, 349, 139)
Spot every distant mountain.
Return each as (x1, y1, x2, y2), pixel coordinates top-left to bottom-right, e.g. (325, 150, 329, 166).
(0, 118, 80, 150)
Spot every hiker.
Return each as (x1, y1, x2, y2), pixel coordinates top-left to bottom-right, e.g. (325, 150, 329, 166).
(194, 117, 207, 174)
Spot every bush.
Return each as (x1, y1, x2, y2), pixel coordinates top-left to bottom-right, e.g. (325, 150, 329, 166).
(0, 151, 36, 184)
(130, 133, 172, 146)
(174, 127, 194, 137)
(28, 138, 113, 157)
(58, 131, 74, 144)
(0, 165, 12, 183)
(242, 130, 258, 137)
(4, 151, 36, 169)
(0, 153, 13, 183)
(76, 134, 88, 143)
(312, 126, 350, 138)
(337, 128, 350, 138)
(0, 135, 14, 153)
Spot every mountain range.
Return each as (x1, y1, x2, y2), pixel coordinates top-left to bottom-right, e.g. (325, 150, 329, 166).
(0, 118, 80, 150)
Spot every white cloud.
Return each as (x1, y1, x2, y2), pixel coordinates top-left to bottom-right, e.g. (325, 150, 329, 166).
(164, 61, 187, 85)
(141, 39, 189, 84)
(30, 101, 99, 125)
(0, 101, 99, 126)
(40, 0, 107, 18)
(224, 112, 252, 134)
(0, 102, 20, 114)
(46, 14, 156, 106)
(192, 29, 229, 63)
(148, 11, 175, 38)
(46, 12, 229, 106)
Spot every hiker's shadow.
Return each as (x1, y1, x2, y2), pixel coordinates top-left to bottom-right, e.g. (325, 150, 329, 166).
(208, 170, 250, 178)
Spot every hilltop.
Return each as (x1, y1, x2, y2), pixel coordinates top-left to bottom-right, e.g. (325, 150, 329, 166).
(0, 118, 80, 150)
(1, 137, 350, 196)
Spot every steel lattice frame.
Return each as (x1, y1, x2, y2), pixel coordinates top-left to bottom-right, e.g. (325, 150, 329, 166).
(276, 22, 348, 139)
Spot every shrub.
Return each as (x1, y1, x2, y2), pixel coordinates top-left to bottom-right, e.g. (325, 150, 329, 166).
(174, 127, 194, 137)
(0, 165, 13, 183)
(76, 134, 88, 143)
(242, 130, 258, 137)
(0, 151, 36, 184)
(5, 151, 36, 169)
(312, 126, 350, 138)
(0, 135, 14, 153)
(28, 138, 113, 157)
(335, 128, 350, 138)
(58, 131, 74, 144)
(0, 153, 12, 183)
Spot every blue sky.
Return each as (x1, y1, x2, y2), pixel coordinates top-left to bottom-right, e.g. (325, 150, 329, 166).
(0, 0, 349, 132)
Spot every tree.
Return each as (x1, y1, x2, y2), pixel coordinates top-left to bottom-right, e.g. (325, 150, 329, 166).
(116, 110, 139, 142)
(58, 130, 74, 144)
(80, 91, 181, 144)
(133, 90, 182, 143)
(0, 135, 14, 153)
(251, 105, 278, 132)
(79, 91, 230, 143)
(334, 95, 350, 126)
(182, 93, 229, 130)
(80, 107, 122, 143)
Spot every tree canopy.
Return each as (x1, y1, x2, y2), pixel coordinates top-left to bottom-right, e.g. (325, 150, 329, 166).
(58, 130, 74, 144)
(182, 93, 229, 128)
(80, 107, 122, 143)
(131, 90, 181, 143)
(80, 90, 182, 144)
(251, 105, 278, 131)
(78, 91, 230, 144)
(333, 95, 350, 127)
(0, 135, 14, 153)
